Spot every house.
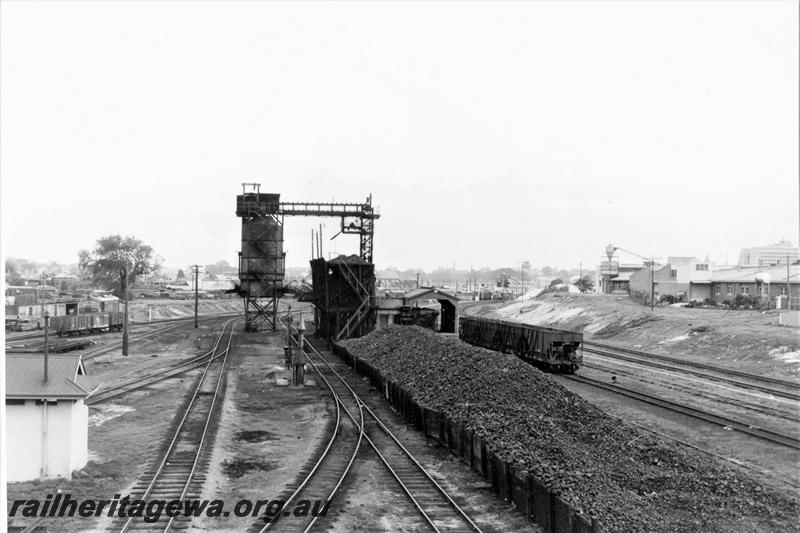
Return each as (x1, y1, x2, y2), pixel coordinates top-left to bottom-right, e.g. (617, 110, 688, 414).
(598, 261, 647, 294)
(50, 274, 81, 293)
(5, 284, 59, 303)
(629, 257, 714, 303)
(5, 354, 90, 481)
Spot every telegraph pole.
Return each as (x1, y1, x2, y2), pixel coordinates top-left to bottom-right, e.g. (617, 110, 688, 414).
(650, 256, 655, 311)
(43, 311, 50, 382)
(122, 265, 129, 356)
(192, 265, 200, 328)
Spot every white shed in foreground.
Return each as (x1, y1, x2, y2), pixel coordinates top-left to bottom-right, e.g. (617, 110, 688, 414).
(5, 354, 90, 482)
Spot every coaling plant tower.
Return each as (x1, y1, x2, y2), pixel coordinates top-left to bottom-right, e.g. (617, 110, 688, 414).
(235, 183, 380, 339)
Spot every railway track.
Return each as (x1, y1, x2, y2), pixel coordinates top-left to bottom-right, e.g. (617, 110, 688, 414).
(278, 318, 483, 533)
(81, 314, 244, 361)
(111, 319, 236, 532)
(583, 341, 800, 402)
(253, 317, 364, 533)
(86, 344, 227, 405)
(563, 373, 800, 450)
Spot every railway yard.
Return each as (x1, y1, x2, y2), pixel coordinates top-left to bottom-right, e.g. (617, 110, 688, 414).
(5, 3, 800, 531)
(5, 292, 799, 533)
(4, 188, 798, 533)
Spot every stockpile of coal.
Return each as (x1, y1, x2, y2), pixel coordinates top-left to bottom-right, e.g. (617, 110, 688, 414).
(339, 326, 799, 532)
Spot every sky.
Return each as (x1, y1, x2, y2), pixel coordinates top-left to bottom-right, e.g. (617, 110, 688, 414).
(1, 1, 798, 273)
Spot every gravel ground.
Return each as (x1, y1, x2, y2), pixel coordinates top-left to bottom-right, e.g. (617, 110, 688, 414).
(339, 326, 800, 533)
(195, 331, 332, 531)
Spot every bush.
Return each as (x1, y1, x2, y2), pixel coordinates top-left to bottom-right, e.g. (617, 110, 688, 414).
(660, 294, 676, 305)
(731, 294, 762, 310)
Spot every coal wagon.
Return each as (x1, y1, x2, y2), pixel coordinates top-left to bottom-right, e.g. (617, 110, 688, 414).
(459, 316, 582, 373)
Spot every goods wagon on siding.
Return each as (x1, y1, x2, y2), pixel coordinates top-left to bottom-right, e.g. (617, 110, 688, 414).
(459, 316, 582, 373)
(48, 312, 124, 337)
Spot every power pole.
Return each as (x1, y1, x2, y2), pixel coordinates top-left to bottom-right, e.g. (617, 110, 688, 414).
(193, 265, 200, 328)
(788, 254, 792, 310)
(122, 265, 129, 356)
(650, 255, 655, 311)
(43, 311, 50, 382)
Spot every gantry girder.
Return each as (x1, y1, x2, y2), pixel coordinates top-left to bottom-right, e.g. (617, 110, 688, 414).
(277, 198, 379, 263)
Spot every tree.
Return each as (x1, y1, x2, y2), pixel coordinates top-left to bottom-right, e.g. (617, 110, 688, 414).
(574, 274, 595, 293)
(176, 269, 186, 281)
(79, 235, 157, 297)
(549, 278, 564, 288)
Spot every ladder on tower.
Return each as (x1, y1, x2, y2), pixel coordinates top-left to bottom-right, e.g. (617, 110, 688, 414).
(334, 261, 371, 341)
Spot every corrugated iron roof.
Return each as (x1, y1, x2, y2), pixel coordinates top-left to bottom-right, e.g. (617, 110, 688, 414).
(711, 265, 800, 283)
(404, 287, 458, 302)
(5, 354, 88, 399)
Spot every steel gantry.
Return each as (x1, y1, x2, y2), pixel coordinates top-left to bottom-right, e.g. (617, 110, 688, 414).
(236, 184, 379, 333)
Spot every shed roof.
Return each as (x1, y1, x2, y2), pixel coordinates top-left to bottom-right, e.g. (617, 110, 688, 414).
(5, 354, 89, 399)
(404, 287, 458, 303)
(711, 265, 800, 283)
(611, 272, 633, 281)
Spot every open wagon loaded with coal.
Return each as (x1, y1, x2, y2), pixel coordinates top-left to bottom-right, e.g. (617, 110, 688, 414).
(336, 326, 799, 533)
(459, 316, 582, 373)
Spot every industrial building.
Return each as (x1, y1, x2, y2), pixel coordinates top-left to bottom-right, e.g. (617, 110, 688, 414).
(708, 265, 800, 308)
(738, 240, 800, 267)
(628, 257, 713, 303)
